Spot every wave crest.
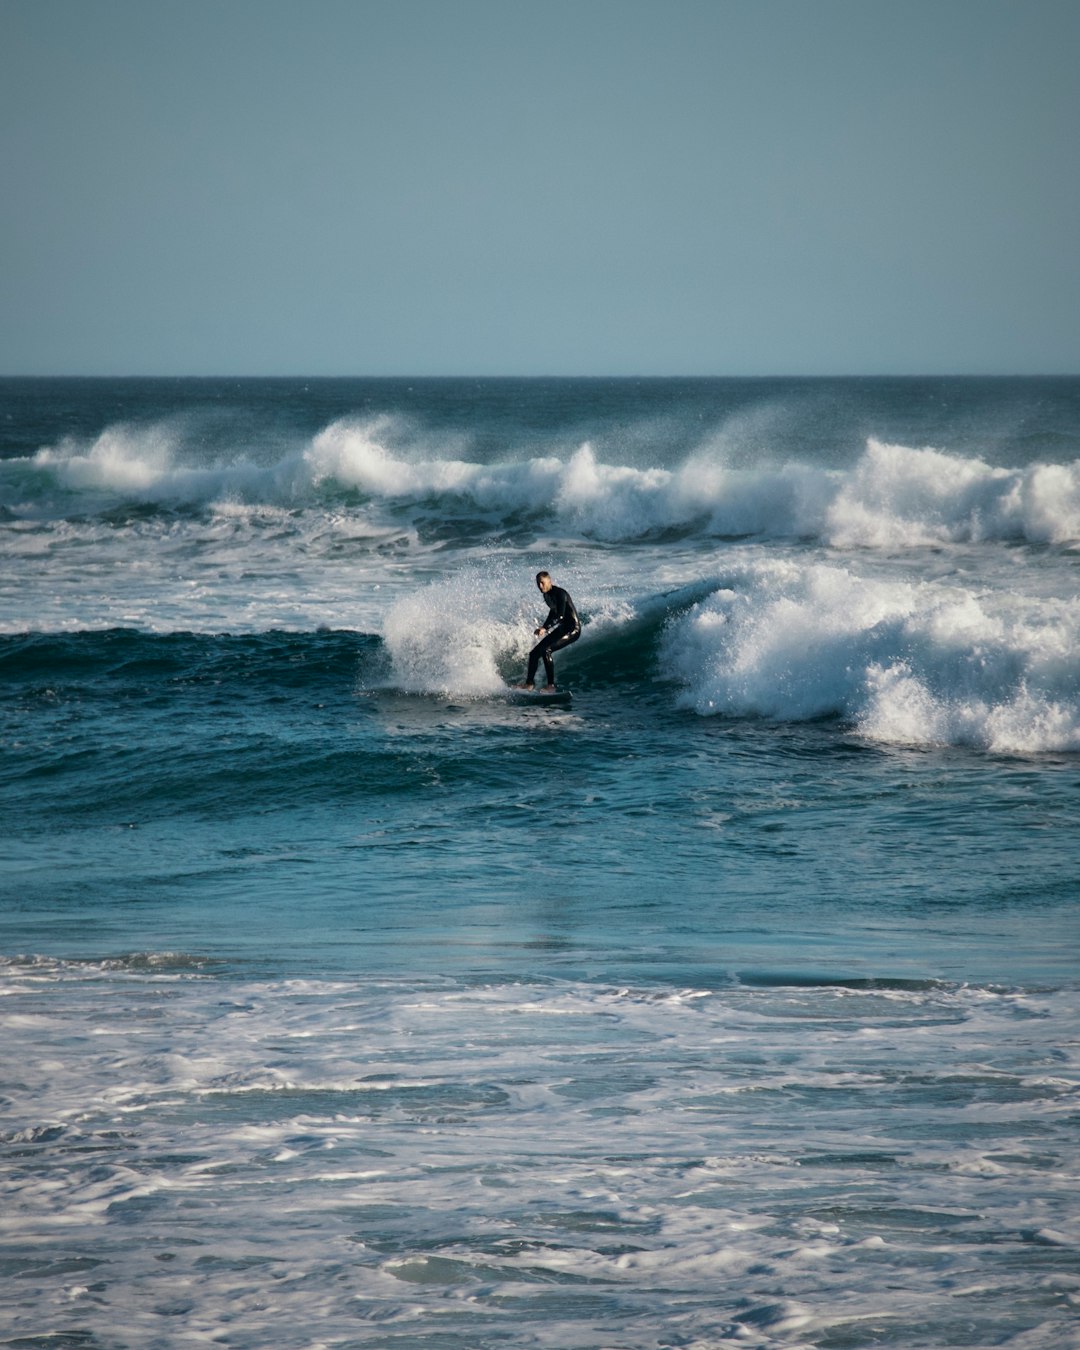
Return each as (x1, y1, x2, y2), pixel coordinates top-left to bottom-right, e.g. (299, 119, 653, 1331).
(9, 419, 1080, 549)
(827, 440, 1080, 547)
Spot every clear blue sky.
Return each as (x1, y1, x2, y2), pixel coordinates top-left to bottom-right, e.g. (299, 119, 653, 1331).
(2, 0, 1078, 375)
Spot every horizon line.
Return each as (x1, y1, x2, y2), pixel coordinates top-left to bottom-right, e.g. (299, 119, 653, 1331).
(3, 371, 1079, 381)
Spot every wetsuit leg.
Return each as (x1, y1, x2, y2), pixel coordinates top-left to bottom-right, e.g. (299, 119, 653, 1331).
(525, 638, 547, 686)
(527, 626, 580, 686)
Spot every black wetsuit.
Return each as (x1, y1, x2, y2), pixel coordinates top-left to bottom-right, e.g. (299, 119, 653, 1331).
(527, 585, 581, 687)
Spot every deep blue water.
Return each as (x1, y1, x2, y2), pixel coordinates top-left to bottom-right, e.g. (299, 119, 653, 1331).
(2, 377, 1078, 1347)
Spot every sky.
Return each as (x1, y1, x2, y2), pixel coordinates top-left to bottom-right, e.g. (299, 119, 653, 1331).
(1, 0, 1078, 376)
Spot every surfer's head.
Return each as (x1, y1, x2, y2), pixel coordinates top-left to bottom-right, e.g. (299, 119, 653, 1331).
(536, 571, 553, 593)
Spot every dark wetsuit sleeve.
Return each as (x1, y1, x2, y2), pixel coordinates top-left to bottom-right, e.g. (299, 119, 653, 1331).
(544, 587, 579, 634)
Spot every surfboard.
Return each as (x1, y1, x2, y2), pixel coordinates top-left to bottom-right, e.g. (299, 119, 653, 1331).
(503, 687, 573, 707)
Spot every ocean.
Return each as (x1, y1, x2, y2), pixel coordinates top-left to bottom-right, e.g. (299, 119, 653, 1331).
(1, 376, 1078, 1348)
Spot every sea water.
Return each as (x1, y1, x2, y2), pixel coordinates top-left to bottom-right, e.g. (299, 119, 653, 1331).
(1, 377, 1078, 1348)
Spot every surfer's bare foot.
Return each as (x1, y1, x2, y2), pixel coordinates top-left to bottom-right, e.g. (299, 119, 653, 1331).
(543, 685, 557, 692)
(516, 683, 534, 690)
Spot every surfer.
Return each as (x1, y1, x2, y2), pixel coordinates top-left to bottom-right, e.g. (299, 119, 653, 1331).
(520, 571, 580, 690)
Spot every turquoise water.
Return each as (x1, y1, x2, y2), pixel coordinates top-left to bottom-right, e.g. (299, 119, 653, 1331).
(3, 629, 1077, 988)
(2, 378, 1079, 1346)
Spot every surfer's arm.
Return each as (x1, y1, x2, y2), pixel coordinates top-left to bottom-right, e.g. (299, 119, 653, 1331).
(535, 599, 557, 636)
(541, 589, 570, 633)
(547, 589, 579, 635)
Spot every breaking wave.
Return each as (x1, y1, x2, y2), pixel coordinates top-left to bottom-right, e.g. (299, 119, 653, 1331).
(660, 561, 1080, 754)
(7, 416, 1080, 548)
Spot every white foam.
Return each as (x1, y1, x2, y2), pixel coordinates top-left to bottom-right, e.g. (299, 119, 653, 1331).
(827, 439, 1080, 548)
(13, 419, 1080, 547)
(2, 960, 1077, 1347)
(306, 417, 485, 500)
(660, 560, 1080, 752)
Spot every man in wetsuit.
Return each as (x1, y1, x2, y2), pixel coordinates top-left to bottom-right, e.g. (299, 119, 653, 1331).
(521, 571, 580, 690)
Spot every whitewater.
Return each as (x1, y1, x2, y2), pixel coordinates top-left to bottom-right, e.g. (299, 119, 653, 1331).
(4, 381, 1080, 754)
(2, 376, 1079, 1347)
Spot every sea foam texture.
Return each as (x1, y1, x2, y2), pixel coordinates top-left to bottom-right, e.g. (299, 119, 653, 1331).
(661, 561, 1080, 754)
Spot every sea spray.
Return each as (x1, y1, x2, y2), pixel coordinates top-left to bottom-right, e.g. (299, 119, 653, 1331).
(8, 410, 1080, 548)
(29, 422, 311, 507)
(380, 564, 539, 696)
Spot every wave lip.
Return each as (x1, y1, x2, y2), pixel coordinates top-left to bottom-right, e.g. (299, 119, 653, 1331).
(659, 561, 1080, 753)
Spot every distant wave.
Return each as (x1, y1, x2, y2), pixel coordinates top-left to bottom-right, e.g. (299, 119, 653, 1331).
(7, 416, 1080, 548)
(659, 561, 1080, 754)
